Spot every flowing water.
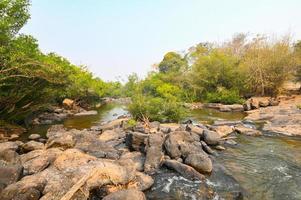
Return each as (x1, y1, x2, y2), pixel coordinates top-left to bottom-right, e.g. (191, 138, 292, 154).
(25, 104, 301, 200)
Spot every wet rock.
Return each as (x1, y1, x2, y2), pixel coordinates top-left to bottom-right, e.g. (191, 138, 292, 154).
(213, 120, 243, 126)
(144, 133, 165, 174)
(203, 130, 221, 146)
(125, 132, 148, 152)
(163, 159, 205, 180)
(184, 153, 213, 173)
(102, 189, 146, 200)
(119, 152, 145, 171)
(164, 131, 200, 159)
(214, 145, 226, 151)
(210, 125, 234, 138)
(200, 141, 216, 155)
(28, 134, 41, 140)
(234, 125, 262, 136)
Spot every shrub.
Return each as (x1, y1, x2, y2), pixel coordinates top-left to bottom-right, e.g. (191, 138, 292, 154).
(205, 89, 244, 104)
(128, 94, 186, 123)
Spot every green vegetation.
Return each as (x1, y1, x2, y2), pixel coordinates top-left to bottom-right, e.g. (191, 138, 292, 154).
(0, 0, 114, 123)
(126, 34, 301, 122)
(1, 1, 301, 124)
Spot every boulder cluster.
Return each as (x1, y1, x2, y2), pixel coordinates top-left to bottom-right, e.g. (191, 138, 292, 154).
(0, 116, 259, 200)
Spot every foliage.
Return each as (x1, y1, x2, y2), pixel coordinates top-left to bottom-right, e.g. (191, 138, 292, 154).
(0, 0, 111, 123)
(205, 88, 244, 104)
(128, 93, 186, 122)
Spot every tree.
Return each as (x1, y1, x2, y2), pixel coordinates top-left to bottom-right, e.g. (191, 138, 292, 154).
(158, 52, 188, 73)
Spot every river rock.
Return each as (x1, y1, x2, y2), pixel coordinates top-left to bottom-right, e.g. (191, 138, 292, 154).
(184, 153, 213, 173)
(102, 189, 146, 200)
(21, 148, 62, 175)
(200, 141, 216, 155)
(99, 130, 124, 142)
(144, 133, 165, 174)
(220, 104, 244, 112)
(119, 152, 145, 171)
(46, 133, 75, 149)
(28, 134, 41, 140)
(125, 132, 148, 152)
(164, 131, 200, 159)
(203, 130, 221, 146)
(0, 141, 19, 152)
(21, 141, 44, 153)
(210, 125, 234, 138)
(234, 125, 262, 136)
(0, 149, 23, 193)
(185, 124, 204, 137)
(163, 159, 205, 180)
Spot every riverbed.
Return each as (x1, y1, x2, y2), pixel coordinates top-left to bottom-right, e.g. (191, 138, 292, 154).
(24, 103, 301, 200)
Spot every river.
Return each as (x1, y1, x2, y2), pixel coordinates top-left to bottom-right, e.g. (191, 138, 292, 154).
(24, 103, 301, 200)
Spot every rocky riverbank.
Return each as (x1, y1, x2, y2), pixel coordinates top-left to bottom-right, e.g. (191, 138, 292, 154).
(0, 113, 261, 200)
(245, 95, 301, 136)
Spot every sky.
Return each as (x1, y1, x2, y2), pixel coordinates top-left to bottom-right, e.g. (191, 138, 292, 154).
(21, 0, 301, 81)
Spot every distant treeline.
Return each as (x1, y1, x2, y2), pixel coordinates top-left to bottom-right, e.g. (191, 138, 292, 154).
(124, 34, 301, 122)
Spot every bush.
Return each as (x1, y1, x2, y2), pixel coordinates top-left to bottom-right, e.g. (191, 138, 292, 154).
(128, 94, 186, 123)
(205, 89, 244, 104)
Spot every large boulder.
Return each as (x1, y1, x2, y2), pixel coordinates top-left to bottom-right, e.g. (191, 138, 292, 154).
(119, 152, 145, 172)
(164, 131, 200, 159)
(163, 159, 205, 180)
(203, 130, 221, 146)
(184, 153, 213, 173)
(144, 133, 165, 174)
(102, 189, 146, 200)
(21, 148, 62, 175)
(125, 132, 148, 152)
(0, 149, 23, 193)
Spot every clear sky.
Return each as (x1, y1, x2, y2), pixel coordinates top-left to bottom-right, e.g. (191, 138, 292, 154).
(21, 0, 301, 81)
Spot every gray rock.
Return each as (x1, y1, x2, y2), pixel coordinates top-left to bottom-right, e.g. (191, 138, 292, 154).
(184, 153, 213, 173)
(125, 132, 148, 152)
(203, 130, 221, 146)
(163, 159, 205, 180)
(144, 133, 165, 174)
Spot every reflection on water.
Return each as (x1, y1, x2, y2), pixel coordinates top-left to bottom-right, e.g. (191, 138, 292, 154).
(22, 103, 128, 140)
